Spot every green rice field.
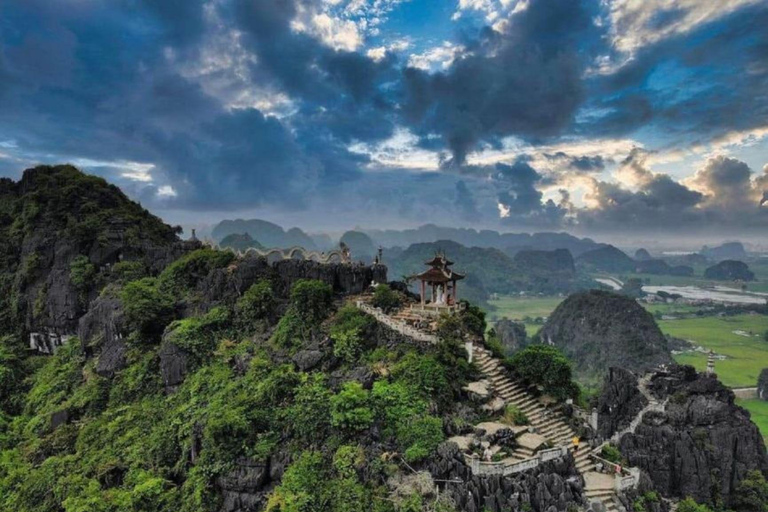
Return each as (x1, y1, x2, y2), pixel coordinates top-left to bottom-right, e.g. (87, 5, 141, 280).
(737, 398, 768, 443)
(487, 295, 768, 388)
(658, 314, 768, 388)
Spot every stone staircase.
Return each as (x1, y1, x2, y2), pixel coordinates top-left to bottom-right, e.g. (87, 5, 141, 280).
(473, 344, 620, 512)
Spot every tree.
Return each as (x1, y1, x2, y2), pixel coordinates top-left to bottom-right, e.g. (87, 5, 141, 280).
(508, 345, 579, 401)
(735, 470, 768, 512)
(677, 498, 714, 512)
(290, 279, 333, 327)
(235, 280, 275, 332)
(371, 284, 400, 313)
(330, 382, 373, 433)
(120, 278, 175, 342)
(273, 280, 333, 347)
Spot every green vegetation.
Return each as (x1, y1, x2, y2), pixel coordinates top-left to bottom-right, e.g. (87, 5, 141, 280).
(632, 491, 660, 512)
(158, 248, 234, 297)
(0, 271, 472, 511)
(503, 404, 528, 426)
(677, 497, 714, 512)
(330, 382, 375, 432)
(330, 305, 375, 363)
(508, 345, 579, 401)
(69, 255, 96, 303)
(600, 444, 623, 464)
(235, 279, 276, 333)
(735, 470, 768, 512)
(273, 279, 334, 348)
(486, 295, 563, 335)
(120, 278, 175, 342)
(371, 284, 401, 313)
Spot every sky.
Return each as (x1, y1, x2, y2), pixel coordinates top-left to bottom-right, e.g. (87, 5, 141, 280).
(0, 0, 767, 244)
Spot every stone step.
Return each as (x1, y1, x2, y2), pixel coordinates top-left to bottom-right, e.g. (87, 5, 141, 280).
(585, 489, 615, 498)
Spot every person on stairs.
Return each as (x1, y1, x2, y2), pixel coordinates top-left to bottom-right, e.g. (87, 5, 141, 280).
(572, 436, 580, 453)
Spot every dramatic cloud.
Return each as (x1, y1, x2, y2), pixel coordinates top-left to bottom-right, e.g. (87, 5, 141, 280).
(0, 0, 767, 237)
(403, 0, 602, 165)
(455, 180, 481, 222)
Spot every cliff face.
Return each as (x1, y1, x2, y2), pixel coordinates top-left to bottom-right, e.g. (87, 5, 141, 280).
(428, 442, 583, 512)
(494, 319, 528, 355)
(0, 165, 197, 342)
(599, 365, 768, 507)
(596, 367, 647, 439)
(79, 255, 389, 392)
(539, 290, 672, 381)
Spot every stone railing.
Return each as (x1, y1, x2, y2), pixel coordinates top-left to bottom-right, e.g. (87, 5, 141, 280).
(588, 449, 641, 492)
(464, 446, 569, 477)
(408, 302, 467, 316)
(355, 301, 438, 344)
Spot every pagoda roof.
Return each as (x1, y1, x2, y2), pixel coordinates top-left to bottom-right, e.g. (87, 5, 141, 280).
(424, 255, 454, 267)
(413, 266, 465, 283)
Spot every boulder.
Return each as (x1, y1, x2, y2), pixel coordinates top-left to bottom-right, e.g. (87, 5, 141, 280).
(216, 457, 270, 512)
(159, 341, 190, 393)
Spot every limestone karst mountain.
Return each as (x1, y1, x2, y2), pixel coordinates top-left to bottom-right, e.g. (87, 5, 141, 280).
(539, 290, 673, 381)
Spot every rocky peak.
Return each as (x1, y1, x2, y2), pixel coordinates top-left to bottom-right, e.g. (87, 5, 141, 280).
(539, 290, 672, 381)
(599, 364, 768, 507)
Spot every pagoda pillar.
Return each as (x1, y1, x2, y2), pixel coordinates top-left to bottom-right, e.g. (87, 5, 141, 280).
(454, 279, 458, 302)
(420, 280, 425, 306)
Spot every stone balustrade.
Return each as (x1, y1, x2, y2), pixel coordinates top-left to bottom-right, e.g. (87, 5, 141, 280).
(464, 446, 569, 477)
(355, 301, 438, 344)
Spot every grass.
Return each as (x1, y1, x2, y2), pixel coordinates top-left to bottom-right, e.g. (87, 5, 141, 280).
(486, 295, 564, 335)
(737, 398, 768, 443)
(658, 314, 768, 388)
(486, 293, 768, 389)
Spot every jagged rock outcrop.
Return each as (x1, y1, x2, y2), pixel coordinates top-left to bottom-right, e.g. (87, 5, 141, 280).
(159, 340, 190, 394)
(597, 368, 648, 439)
(196, 254, 387, 313)
(601, 365, 768, 507)
(271, 259, 386, 297)
(704, 259, 755, 281)
(539, 290, 672, 380)
(576, 245, 636, 273)
(494, 319, 528, 355)
(216, 457, 271, 512)
(78, 292, 128, 376)
(428, 442, 583, 512)
(759, 368, 768, 400)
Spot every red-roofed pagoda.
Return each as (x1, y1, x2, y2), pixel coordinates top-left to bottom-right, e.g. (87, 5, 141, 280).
(411, 253, 465, 313)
